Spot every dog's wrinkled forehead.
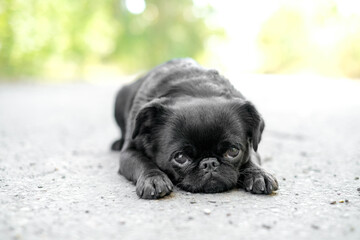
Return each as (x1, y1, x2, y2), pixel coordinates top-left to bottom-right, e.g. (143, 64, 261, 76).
(169, 99, 247, 150)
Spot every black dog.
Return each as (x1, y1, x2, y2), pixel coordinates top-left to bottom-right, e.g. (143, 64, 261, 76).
(112, 58, 278, 199)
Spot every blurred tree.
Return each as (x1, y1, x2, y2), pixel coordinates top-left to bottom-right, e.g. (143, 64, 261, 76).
(257, 7, 307, 74)
(257, 2, 360, 79)
(0, 0, 222, 80)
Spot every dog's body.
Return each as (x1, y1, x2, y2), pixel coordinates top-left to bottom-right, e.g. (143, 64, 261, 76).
(112, 58, 278, 199)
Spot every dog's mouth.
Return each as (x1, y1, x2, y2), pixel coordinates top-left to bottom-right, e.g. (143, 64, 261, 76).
(201, 173, 231, 193)
(178, 172, 234, 193)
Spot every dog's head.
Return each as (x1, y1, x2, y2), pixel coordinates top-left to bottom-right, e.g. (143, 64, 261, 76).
(132, 97, 264, 193)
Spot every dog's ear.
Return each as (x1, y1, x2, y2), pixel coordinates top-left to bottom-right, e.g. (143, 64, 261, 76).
(236, 100, 265, 152)
(132, 100, 170, 139)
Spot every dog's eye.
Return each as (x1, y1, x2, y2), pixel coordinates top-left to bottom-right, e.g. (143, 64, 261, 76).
(224, 147, 240, 159)
(174, 152, 188, 165)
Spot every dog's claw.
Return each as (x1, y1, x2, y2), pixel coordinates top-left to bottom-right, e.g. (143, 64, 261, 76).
(245, 177, 253, 191)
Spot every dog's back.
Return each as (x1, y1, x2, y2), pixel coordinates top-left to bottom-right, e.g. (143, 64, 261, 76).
(112, 58, 243, 150)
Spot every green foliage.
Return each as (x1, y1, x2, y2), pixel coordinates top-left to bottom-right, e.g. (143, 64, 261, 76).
(257, 3, 360, 78)
(0, 0, 221, 79)
(257, 7, 307, 73)
(338, 25, 360, 78)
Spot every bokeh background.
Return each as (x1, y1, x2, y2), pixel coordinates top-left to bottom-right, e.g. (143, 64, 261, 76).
(1, 0, 360, 82)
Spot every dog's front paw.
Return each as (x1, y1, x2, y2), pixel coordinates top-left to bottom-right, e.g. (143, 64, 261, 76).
(136, 170, 173, 199)
(242, 170, 279, 194)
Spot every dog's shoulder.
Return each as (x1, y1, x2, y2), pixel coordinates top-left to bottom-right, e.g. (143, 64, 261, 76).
(152, 59, 241, 99)
(130, 58, 243, 113)
(131, 58, 201, 98)
(163, 58, 200, 68)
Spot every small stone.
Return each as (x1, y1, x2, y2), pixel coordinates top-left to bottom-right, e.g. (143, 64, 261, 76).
(311, 224, 320, 230)
(61, 175, 66, 179)
(85, 210, 90, 213)
(355, 177, 359, 180)
(330, 201, 336, 205)
(187, 216, 194, 220)
(282, 177, 286, 181)
(203, 209, 211, 215)
(357, 187, 360, 192)
(345, 199, 349, 203)
(37, 186, 43, 189)
(226, 213, 231, 217)
(262, 224, 271, 229)
(190, 200, 196, 204)
(208, 200, 216, 203)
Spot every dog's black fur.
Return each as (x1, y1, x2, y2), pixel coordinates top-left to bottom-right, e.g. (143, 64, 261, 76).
(112, 58, 278, 199)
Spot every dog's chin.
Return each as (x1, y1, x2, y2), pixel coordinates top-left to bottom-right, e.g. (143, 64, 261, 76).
(178, 172, 237, 193)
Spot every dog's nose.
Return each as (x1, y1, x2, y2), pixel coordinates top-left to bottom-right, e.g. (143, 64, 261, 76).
(200, 158, 219, 172)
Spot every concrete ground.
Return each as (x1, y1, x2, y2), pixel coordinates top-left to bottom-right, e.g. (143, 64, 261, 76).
(0, 75, 360, 240)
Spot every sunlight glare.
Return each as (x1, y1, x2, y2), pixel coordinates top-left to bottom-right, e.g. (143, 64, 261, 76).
(125, 0, 146, 15)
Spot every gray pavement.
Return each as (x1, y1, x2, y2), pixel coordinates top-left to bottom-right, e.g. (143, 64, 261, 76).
(0, 75, 360, 240)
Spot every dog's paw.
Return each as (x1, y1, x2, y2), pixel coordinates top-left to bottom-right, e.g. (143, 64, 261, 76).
(242, 170, 279, 194)
(136, 171, 173, 199)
